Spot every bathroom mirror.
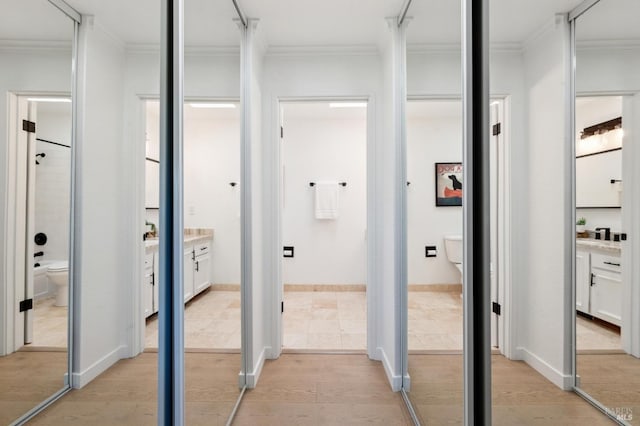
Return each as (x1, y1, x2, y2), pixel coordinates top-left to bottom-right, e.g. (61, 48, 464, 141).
(574, 0, 640, 423)
(0, 0, 74, 424)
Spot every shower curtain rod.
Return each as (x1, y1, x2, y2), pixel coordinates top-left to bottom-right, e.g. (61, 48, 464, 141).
(36, 138, 70, 149)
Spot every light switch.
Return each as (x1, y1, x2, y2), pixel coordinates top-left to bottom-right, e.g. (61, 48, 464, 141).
(425, 246, 437, 258)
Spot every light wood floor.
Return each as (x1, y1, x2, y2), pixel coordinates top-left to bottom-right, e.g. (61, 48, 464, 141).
(29, 353, 241, 425)
(578, 354, 640, 424)
(18, 352, 622, 425)
(408, 354, 615, 425)
(0, 351, 67, 425)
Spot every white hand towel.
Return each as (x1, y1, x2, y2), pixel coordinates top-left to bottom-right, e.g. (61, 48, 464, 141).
(315, 181, 339, 219)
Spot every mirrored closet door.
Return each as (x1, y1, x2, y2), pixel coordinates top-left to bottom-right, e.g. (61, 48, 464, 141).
(573, 0, 640, 423)
(0, 1, 75, 423)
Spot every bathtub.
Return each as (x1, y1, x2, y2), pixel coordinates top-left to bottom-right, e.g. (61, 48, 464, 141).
(34, 260, 63, 300)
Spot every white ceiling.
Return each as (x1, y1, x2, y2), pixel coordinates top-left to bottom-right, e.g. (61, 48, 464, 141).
(407, 100, 462, 120)
(2, 0, 639, 48)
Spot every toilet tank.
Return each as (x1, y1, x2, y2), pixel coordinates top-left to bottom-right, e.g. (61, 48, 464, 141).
(443, 235, 463, 264)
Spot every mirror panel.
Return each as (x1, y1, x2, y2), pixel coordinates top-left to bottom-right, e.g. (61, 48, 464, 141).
(0, 0, 73, 423)
(575, 0, 640, 423)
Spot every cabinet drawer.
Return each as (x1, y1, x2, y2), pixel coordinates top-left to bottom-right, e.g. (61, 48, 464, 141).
(195, 242, 210, 256)
(591, 252, 621, 273)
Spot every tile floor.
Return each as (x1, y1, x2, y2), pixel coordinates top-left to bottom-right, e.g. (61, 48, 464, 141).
(28, 297, 68, 348)
(30, 289, 622, 353)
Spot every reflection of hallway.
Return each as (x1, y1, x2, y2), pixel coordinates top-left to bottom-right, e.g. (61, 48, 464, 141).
(0, 352, 67, 425)
(408, 354, 613, 425)
(145, 289, 241, 350)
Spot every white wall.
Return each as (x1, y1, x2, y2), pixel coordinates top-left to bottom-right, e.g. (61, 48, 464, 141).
(73, 16, 128, 387)
(518, 16, 572, 389)
(407, 104, 462, 285)
(281, 105, 367, 286)
(183, 107, 241, 285)
(34, 102, 71, 263)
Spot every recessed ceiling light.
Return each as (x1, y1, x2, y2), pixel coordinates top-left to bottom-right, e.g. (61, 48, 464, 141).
(329, 102, 367, 108)
(189, 103, 236, 109)
(27, 97, 71, 103)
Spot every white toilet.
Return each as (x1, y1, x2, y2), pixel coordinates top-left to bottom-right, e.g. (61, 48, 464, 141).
(47, 261, 69, 307)
(443, 235, 463, 283)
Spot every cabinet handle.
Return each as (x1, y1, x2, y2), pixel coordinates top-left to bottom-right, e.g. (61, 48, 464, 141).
(604, 261, 620, 267)
(195, 261, 199, 272)
(590, 273, 595, 286)
(200, 247, 207, 251)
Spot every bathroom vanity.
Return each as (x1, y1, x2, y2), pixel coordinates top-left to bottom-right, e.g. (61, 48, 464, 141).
(143, 231, 213, 318)
(575, 238, 621, 326)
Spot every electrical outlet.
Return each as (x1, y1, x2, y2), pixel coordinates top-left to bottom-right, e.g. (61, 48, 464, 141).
(283, 246, 294, 258)
(425, 246, 437, 258)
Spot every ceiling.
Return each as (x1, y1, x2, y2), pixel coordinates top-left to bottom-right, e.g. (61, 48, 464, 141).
(407, 100, 462, 120)
(281, 101, 368, 121)
(2, 0, 639, 48)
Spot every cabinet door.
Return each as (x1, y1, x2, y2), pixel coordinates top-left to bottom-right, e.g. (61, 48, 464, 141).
(153, 252, 159, 314)
(576, 250, 590, 313)
(184, 248, 194, 302)
(591, 267, 622, 326)
(143, 273, 154, 318)
(194, 255, 211, 295)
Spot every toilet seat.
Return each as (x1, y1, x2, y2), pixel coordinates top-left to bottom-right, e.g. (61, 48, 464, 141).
(48, 261, 69, 272)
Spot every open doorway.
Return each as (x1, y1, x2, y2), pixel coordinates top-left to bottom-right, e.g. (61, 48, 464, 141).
(4, 94, 72, 354)
(279, 101, 368, 352)
(142, 99, 241, 352)
(406, 98, 506, 353)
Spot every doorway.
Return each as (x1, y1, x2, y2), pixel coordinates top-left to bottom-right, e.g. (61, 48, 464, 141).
(141, 99, 241, 352)
(4, 94, 72, 353)
(405, 98, 507, 353)
(279, 100, 368, 352)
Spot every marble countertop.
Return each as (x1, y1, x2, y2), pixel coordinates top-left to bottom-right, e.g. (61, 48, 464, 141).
(144, 234, 212, 252)
(576, 237, 621, 254)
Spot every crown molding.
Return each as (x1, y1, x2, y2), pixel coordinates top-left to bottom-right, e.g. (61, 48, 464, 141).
(0, 39, 72, 53)
(576, 39, 640, 51)
(265, 44, 380, 57)
(126, 43, 240, 57)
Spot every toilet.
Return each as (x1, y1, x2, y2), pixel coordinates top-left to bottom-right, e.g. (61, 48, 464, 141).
(443, 235, 463, 283)
(47, 261, 69, 307)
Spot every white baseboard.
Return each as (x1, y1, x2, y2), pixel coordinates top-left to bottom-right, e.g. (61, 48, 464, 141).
(243, 346, 268, 389)
(377, 347, 402, 392)
(71, 344, 127, 389)
(516, 347, 573, 390)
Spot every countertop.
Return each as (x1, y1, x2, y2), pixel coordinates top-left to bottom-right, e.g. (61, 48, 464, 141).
(576, 237, 621, 254)
(144, 235, 212, 253)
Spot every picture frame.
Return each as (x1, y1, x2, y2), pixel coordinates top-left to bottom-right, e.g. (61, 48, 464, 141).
(435, 162, 463, 207)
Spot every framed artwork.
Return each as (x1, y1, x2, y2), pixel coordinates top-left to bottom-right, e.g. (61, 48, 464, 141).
(435, 162, 463, 207)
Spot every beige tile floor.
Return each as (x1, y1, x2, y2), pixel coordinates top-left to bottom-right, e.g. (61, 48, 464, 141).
(576, 314, 621, 351)
(27, 297, 68, 348)
(30, 289, 622, 353)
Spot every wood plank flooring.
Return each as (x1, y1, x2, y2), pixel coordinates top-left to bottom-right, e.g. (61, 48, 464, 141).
(29, 353, 241, 426)
(7, 352, 622, 425)
(408, 354, 615, 425)
(0, 351, 67, 425)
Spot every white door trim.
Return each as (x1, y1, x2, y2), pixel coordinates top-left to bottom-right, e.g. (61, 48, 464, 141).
(270, 95, 377, 359)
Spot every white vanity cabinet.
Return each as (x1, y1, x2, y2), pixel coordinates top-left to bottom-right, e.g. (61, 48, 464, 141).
(183, 245, 195, 302)
(193, 242, 211, 295)
(143, 253, 154, 318)
(590, 252, 622, 326)
(576, 249, 590, 314)
(575, 244, 622, 326)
